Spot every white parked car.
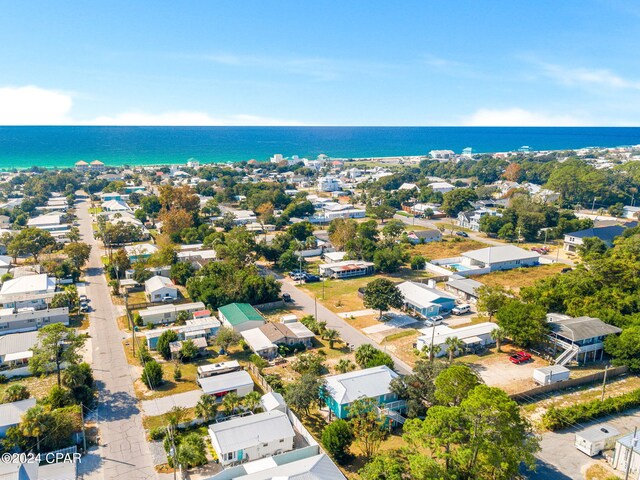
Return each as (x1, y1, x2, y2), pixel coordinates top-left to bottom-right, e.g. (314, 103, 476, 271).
(425, 315, 444, 326)
(452, 304, 471, 315)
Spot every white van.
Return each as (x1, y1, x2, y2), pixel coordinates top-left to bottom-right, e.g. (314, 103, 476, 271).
(452, 304, 471, 315)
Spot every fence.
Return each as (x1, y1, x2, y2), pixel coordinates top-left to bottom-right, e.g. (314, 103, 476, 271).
(245, 363, 319, 448)
(511, 366, 629, 402)
(254, 300, 285, 312)
(127, 297, 194, 311)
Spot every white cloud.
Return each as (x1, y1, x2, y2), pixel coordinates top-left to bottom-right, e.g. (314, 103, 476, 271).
(87, 111, 306, 126)
(463, 107, 589, 126)
(0, 85, 305, 126)
(537, 62, 640, 90)
(0, 86, 73, 125)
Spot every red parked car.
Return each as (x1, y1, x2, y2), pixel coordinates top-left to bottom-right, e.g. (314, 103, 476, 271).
(509, 351, 532, 364)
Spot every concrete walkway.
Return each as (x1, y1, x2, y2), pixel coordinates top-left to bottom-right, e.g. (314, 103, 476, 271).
(141, 389, 203, 417)
(75, 193, 157, 480)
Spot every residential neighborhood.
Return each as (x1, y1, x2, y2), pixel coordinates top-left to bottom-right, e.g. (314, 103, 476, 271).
(0, 147, 640, 480)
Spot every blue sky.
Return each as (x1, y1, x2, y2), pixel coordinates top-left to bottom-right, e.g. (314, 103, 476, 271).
(1, 1, 640, 126)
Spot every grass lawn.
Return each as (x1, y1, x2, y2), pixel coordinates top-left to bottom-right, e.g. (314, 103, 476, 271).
(474, 263, 566, 292)
(584, 463, 620, 480)
(410, 237, 486, 260)
(69, 313, 90, 330)
(0, 373, 58, 400)
(142, 407, 197, 431)
(89, 207, 103, 214)
(300, 269, 432, 314)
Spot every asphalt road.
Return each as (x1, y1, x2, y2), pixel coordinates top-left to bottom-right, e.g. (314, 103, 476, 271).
(75, 193, 157, 480)
(270, 269, 413, 375)
(527, 408, 640, 479)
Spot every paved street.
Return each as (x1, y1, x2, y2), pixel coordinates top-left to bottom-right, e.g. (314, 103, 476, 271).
(271, 270, 413, 375)
(75, 193, 157, 480)
(528, 408, 640, 479)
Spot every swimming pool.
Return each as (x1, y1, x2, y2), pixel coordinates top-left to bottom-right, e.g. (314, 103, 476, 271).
(448, 263, 472, 271)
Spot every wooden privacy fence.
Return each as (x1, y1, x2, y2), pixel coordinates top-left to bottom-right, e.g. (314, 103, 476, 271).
(511, 366, 628, 402)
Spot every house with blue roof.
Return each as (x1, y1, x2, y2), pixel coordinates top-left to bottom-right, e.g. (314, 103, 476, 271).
(397, 280, 457, 318)
(563, 225, 626, 253)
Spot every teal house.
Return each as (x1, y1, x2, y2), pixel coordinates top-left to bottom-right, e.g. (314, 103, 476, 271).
(323, 365, 406, 424)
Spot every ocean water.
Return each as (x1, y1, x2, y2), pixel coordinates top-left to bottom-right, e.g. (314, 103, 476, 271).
(1, 126, 640, 169)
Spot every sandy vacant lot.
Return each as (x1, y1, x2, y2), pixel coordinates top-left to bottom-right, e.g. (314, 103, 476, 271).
(461, 345, 548, 394)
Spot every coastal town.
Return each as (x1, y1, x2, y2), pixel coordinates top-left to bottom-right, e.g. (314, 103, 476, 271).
(0, 145, 639, 480)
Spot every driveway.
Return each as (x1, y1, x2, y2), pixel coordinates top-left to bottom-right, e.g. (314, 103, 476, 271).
(75, 192, 157, 480)
(528, 408, 640, 479)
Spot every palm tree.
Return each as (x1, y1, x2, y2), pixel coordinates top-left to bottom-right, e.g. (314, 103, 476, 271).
(445, 336, 465, 363)
(2, 384, 30, 403)
(194, 394, 217, 422)
(491, 327, 506, 352)
(242, 391, 262, 413)
(336, 359, 356, 374)
(222, 392, 241, 416)
(20, 405, 47, 452)
(355, 344, 377, 368)
(323, 329, 341, 349)
(421, 343, 441, 362)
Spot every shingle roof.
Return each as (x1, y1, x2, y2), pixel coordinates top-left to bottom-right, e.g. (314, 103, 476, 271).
(550, 316, 622, 342)
(218, 303, 265, 326)
(565, 225, 625, 244)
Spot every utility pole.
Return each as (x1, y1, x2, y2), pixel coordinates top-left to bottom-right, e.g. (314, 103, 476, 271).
(592, 197, 597, 214)
(80, 403, 87, 452)
(168, 424, 178, 480)
(429, 322, 437, 362)
(624, 427, 637, 480)
(601, 365, 609, 402)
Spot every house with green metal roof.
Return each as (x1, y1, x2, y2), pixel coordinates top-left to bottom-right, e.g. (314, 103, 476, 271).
(218, 303, 266, 332)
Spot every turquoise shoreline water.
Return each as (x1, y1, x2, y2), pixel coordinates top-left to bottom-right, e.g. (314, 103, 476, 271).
(1, 126, 640, 169)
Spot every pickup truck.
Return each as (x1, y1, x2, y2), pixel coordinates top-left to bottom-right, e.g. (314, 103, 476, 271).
(509, 351, 532, 364)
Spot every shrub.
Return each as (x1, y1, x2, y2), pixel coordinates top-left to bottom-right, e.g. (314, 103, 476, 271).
(542, 388, 640, 431)
(141, 360, 164, 389)
(149, 426, 166, 440)
(322, 419, 354, 464)
(0, 374, 7, 384)
(249, 354, 269, 370)
(410, 255, 427, 270)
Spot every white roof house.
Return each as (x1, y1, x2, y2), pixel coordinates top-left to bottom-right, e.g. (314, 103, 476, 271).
(399, 183, 420, 192)
(211, 451, 346, 480)
(0, 274, 56, 297)
(145, 276, 177, 302)
(417, 322, 499, 357)
(241, 328, 278, 358)
(324, 365, 399, 405)
(0, 398, 36, 437)
(461, 245, 540, 272)
(101, 199, 131, 212)
(0, 331, 38, 366)
(197, 370, 254, 397)
(27, 212, 63, 228)
(260, 392, 287, 413)
(208, 410, 295, 465)
(124, 243, 158, 259)
(397, 281, 457, 317)
(428, 181, 455, 193)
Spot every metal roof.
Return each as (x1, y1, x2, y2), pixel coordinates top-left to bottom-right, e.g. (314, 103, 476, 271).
(0, 398, 36, 428)
(462, 245, 539, 265)
(198, 370, 253, 395)
(218, 303, 265, 326)
(324, 365, 399, 405)
(576, 424, 620, 443)
(208, 410, 294, 455)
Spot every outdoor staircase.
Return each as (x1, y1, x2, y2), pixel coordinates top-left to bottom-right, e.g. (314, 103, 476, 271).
(377, 400, 407, 425)
(554, 344, 580, 366)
